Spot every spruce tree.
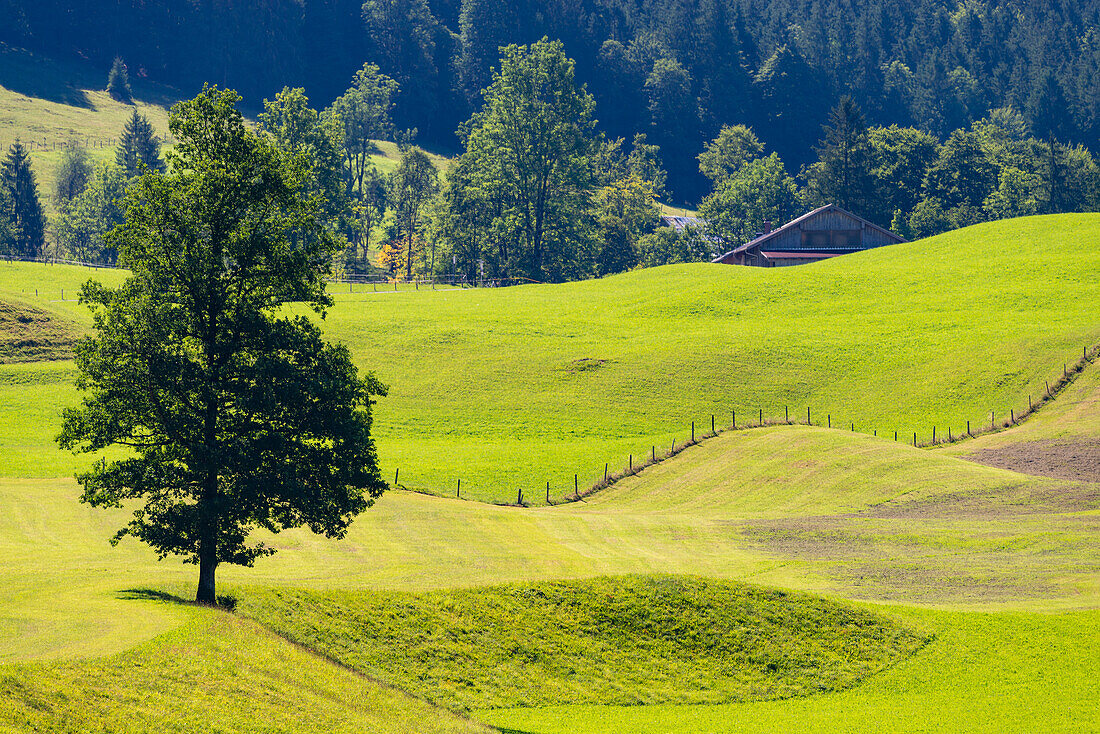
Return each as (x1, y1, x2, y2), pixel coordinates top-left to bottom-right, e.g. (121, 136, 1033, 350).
(1028, 73, 1072, 213)
(811, 96, 876, 215)
(107, 56, 132, 103)
(116, 109, 165, 177)
(1, 142, 46, 258)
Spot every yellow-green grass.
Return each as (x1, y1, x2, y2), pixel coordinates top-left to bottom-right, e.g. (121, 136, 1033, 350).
(4, 413, 1097, 662)
(236, 576, 927, 711)
(481, 606, 1100, 734)
(0, 606, 492, 734)
(1, 215, 1098, 732)
(5, 215, 1098, 505)
(938, 349, 1100, 452)
(1, 377, 1097, 730)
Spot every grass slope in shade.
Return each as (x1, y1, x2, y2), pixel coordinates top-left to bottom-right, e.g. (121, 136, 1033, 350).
(238, 576, 928, 711)
(0, 299, 81, 362)
(481, 608, 1100, 734)
(0, 607, 491, 734)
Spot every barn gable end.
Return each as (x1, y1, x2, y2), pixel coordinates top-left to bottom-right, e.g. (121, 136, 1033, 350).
(712, 204, 905, 267)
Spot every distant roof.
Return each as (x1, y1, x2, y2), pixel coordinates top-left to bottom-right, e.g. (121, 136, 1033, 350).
(660, 215, 704, 233)
(710, 204, 904, 263)
(760, 251, 841, 260)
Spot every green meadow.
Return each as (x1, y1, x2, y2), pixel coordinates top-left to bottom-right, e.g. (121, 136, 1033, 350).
(4, 214, 1099, 503)
(0, 214, 1098, 732)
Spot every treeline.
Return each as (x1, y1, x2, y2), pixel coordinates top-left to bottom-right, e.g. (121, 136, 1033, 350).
(4, 0, 1100, 199)
(5, 41, 1099, 284)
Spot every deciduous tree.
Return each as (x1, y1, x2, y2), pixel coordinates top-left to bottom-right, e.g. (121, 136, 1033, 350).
(326, 64, 397, 200)
(388, 146, 439, 279)
(57, 87, 387, 605)
(449, 38, 599, 282)
(55, 141, 92, 202)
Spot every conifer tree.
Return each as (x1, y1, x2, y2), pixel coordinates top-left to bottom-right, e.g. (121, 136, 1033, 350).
(810, 96, 876, 215)
(1, 142, 46, 258)
(107, 56, 132, 103)
(116, 109, 165, 177)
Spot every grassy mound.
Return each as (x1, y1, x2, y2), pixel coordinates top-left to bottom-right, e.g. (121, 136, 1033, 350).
(238, 576, 928, 711)
(0, 299, 81, 362)
(481, 607, 1100, 734)
(0, 606, 491, 734)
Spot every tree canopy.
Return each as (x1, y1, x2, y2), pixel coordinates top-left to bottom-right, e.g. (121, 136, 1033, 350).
(57, 86, 387, 604)
(444, 38, 600, 282)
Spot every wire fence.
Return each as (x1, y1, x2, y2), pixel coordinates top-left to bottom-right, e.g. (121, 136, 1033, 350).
(6, 255, 1095, 507)
(2, 135, 179, 152)
(390, 342, 1100, 506)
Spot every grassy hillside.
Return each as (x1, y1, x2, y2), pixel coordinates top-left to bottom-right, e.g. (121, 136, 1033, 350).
(237, 576, 927, 710)
(482, 607, 1100, 734)
(0, 43, 443, 221)
(0, 607, 492, 734)
(4, 215, 1096, 503)
(0, 214, 1098, 732)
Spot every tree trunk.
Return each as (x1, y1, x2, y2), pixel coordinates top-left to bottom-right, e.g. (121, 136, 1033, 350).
(196, 550, 218, 605)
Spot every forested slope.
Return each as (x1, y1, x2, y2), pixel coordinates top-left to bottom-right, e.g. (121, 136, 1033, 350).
(3, 0, 1099, 197)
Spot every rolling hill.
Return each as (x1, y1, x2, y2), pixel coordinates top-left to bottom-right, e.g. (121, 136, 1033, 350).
(0, 215, 1098, 732)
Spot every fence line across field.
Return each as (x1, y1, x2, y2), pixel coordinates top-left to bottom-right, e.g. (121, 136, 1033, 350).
(394, 343, 1099, 506)
(5, 257, 1095, 506)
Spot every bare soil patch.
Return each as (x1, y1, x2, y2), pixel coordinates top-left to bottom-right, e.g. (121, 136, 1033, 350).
(967, 440, 1100, 484)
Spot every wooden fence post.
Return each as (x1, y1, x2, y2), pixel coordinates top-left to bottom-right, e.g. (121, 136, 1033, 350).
(894, 430, 897, 441)
(574, 474, 578, 499)
(913, 433, 917, 447)
(732, 410, 736, 429)
(691, 422, 695, 442)
(546, 482, 550, 504)
(967, 420, 970, 436)
(828, 414, 831, 428)
(517, 487, 522, 505)
(394, 468, 399, 485)
(932, 426, 935, 443)
(785, 406, 789, 423)
(629, 454, 632, 471)
(759, 408, 763, 425)
(604, 463, 608, 482)
(711, 415, 715, 434)
(457, 479, 460, 498)
(652, 445, 655, 462)
(991, 411, 994, 430)
(807, 407, 810, 425)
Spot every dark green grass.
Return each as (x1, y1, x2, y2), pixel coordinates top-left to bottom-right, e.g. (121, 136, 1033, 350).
(237, 575, 929, 711)
(0, 299, 81, 363)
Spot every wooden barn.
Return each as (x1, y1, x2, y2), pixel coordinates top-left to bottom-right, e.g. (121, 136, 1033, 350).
(711, 204, 905, 267)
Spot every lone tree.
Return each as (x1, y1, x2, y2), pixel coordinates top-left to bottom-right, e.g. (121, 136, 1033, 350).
(1, 141, 46, 257)
(116, 109, 166, 178)
(107, 56, 132, 103)
(57, 86, 388, 604)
